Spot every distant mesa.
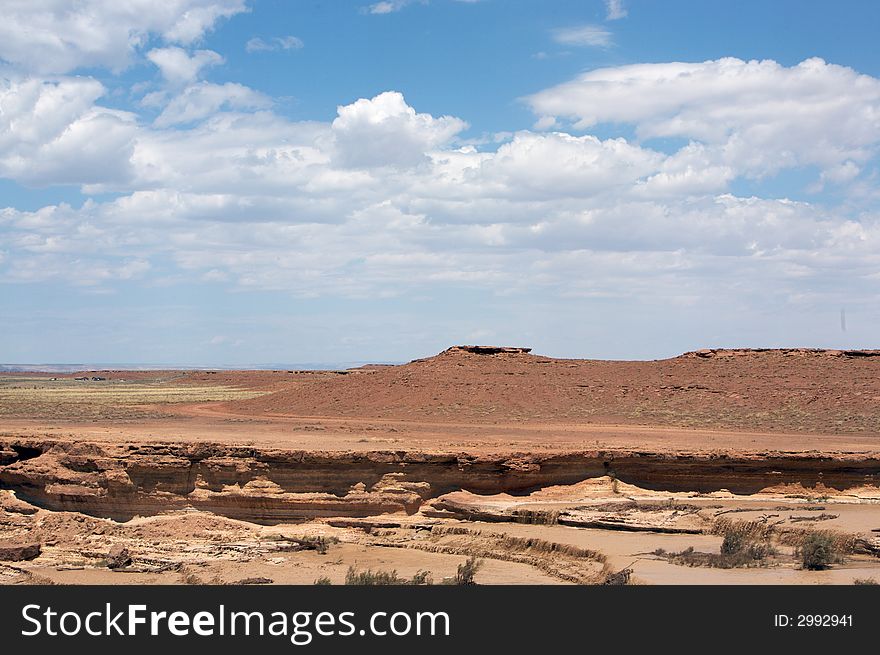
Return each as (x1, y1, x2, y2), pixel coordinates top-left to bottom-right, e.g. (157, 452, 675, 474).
(441, 345, 880, 361)
(446, 345, 533, 355)
(408, 345, 533, 365)
(681, 348, 880, 359)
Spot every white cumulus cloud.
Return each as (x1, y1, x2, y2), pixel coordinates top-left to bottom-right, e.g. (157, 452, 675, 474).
(527, 57, 880, 180)
(331, 91, 468, 168)
(0, 0, 248, 74)
(0, 77, 137, 186)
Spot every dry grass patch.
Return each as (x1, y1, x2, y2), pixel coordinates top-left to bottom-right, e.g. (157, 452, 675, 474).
(655, 518, 779, 569)
(0, 377, 266, 420)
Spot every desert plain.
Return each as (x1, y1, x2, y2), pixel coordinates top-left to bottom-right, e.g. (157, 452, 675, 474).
(1, 345, 879, 585)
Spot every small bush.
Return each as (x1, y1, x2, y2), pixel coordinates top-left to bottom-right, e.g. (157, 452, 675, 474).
(409, 569, 432, 585)
(721, 530, 746, 556)
(744, 542, 775, 560)
(313, 577, 332, 585)
(798, 532, 837, 570)
(853, 577, 877, 585)
(452, 556, 483, 585)
(344, 566, 432, 586)
(715, 519, 773, 549)
(343, 559, 481, 586)
(603, 566, 633, 585)
(659, 540, 776, 569)
(345, 567, 404, 585)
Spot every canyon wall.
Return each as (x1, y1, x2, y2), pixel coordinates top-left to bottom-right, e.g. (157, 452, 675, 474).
(1, 437, 878, 522)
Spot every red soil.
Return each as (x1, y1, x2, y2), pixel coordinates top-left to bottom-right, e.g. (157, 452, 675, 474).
(218, 346, 880, 435)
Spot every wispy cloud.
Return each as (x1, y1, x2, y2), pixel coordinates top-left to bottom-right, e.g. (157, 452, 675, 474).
(605, 0, 627, 21)
(552, 24, 613, 47)
(366, 0, 413, 14)
(245, 36, 304, 53)
(364, 0, 478, 15)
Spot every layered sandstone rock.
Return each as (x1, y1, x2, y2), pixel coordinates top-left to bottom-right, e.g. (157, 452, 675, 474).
(1, 437, 877, 523)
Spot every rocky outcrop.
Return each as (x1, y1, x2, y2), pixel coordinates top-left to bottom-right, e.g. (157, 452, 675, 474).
(444, 346, 533, 355)
(409, 345, 534, 363)
(0, 448, 18, 466)
(0, 542, 41, 561)
(428, 499, 706, 534)
(1, 436, 878, 523)
(106, 545, 132, 569)
(0, 489, 38, 515)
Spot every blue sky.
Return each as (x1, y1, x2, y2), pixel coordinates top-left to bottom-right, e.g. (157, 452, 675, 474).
(1, 1, 879, 365)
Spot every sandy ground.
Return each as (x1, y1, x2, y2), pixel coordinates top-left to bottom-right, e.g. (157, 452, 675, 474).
(7, 414, 880, 454)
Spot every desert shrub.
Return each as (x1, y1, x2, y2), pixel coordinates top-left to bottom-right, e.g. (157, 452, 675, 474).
(451, 556, 483, 585)
(853, 577, 877, 585)
(693, 519, 777, 567)
(744, 542, 775, 560)
(345, 567, 404, 585)
(313, 577, 332, 585)
(713, 518, 774, 545)
(778, 528, 856, 555)
(409, 569, 432, 585)
(344, 566, 432, 585)
(721, 530, 746, 555)
(602, 566, 633, 585)
(343, 560, 483, 586)
(798, 532, 838, 570)
(659, 540, 776, 570)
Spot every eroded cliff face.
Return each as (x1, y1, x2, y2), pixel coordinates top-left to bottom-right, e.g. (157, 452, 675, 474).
(1, 437, 878, 522)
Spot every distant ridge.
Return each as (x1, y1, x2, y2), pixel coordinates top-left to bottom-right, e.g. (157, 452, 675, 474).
(679, 348, 880, 359)
(0, 361, 402, 373)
